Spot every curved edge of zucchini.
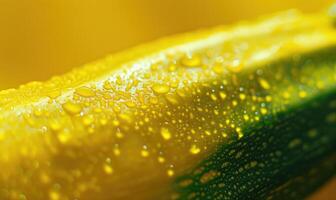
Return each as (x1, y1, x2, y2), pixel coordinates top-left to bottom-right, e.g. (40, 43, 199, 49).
(172, 47, 336, 200)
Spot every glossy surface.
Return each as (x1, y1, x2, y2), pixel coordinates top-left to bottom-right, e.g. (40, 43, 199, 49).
(0, 10, 335, 200)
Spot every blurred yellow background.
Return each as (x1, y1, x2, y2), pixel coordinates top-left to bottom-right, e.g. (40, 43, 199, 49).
(0, 0, 335, 199)
(0, 0, 334, 90)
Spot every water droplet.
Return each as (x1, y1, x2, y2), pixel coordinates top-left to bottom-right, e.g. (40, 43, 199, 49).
(210, 94, 217, 101)
(57, 130, 71, 144)
(62, 102, 82, 115)
(118, 113, 133, 123)
(125, 101, 136, 108)
(299, 90, 307, 98)
(266, 95, 272, 102)
(219, 92, 227, 100)
(141, 146, 149, 157)
(75, 86, 95, 97)
(158, 156, 165, 163)
(239, 93, 246, 100)
(49, 121, 62, 132)
(181, 55, 201, 67)
(258, 78, 271, 90)
(113, 147, 121, 156)
(161, 127, 172, 140)
(227, 59, 243, 73)
(40, 172, 50, 184)
(48, 90, 62, 99)
(232, 100, 238, 107)
(282, 91, 291, 99)
(103, 164, 114, 175)
(212, 65, 223, 74)
(165, 94, 179, 105)
(204, 130, 211, 136)
(103, 81, 112, 90)
(82, 114, 94, 126)
(49, 191, 60, 200)
(116, 131, 124, 139)
(167, 169, 175, 177)
(260, 108, 268, 115)
(190, 144, 201, 154)
(152, 84, 170, 94)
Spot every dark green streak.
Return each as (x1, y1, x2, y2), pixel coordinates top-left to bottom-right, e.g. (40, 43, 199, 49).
(173, 48, 336, 200)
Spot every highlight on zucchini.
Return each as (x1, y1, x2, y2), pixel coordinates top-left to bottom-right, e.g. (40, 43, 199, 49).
(0, 7, 335, 200)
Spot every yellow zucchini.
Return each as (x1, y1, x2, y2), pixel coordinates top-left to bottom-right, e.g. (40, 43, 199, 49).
(0, 8, 335, 200)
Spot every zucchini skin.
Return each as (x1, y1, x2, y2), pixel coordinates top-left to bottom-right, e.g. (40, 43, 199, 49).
(0, 11, 335, 200)
(173, 47, 336, 200)
(174, 90, 336, 200)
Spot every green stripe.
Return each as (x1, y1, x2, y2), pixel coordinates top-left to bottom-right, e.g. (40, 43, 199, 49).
(173, 47, 336, 200)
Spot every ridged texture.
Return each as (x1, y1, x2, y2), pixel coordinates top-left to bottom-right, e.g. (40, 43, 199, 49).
(0, 10, 335, 200)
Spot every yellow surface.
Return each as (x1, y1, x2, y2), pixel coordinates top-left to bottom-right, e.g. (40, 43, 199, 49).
(0, 9, 335, 199)
(0, 0, 334, 89)
(0, 1, 335, 199)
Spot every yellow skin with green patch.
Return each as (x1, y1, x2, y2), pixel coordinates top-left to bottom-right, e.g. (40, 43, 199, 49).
(0, 9, 335, 200)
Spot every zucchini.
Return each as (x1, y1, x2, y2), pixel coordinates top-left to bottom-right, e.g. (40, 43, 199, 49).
(0, 9, 335, 200)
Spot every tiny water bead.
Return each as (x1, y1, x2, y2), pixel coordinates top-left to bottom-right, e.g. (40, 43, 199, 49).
(212, 64, 224, 75)
(47, 90, 62, 100)
(62, 102, 82, 115)
(57, 131, 71, 144)
(161, 128, 172, 140)
(152, 84, 170, 94)
(181, 55, 202, 68)
(189, 145, 201, 155)
(227, 59, 244, 73)
(141, 149, 150, 157)
(299, 90, 307, 98)
(103, 158, 114, 175)
(103, 164, 114, 175)
(219, 92, 227, 100)
(49, 121, 62, 132)
(260, 108, 268, 115)
(158, 156, 165, 163)
(49, 191, 60, 200)
(258, 78, 271, 90)
(210, 94, 218, 101)
(167, 169, 175, 177)
(75, 86, 95, 97)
